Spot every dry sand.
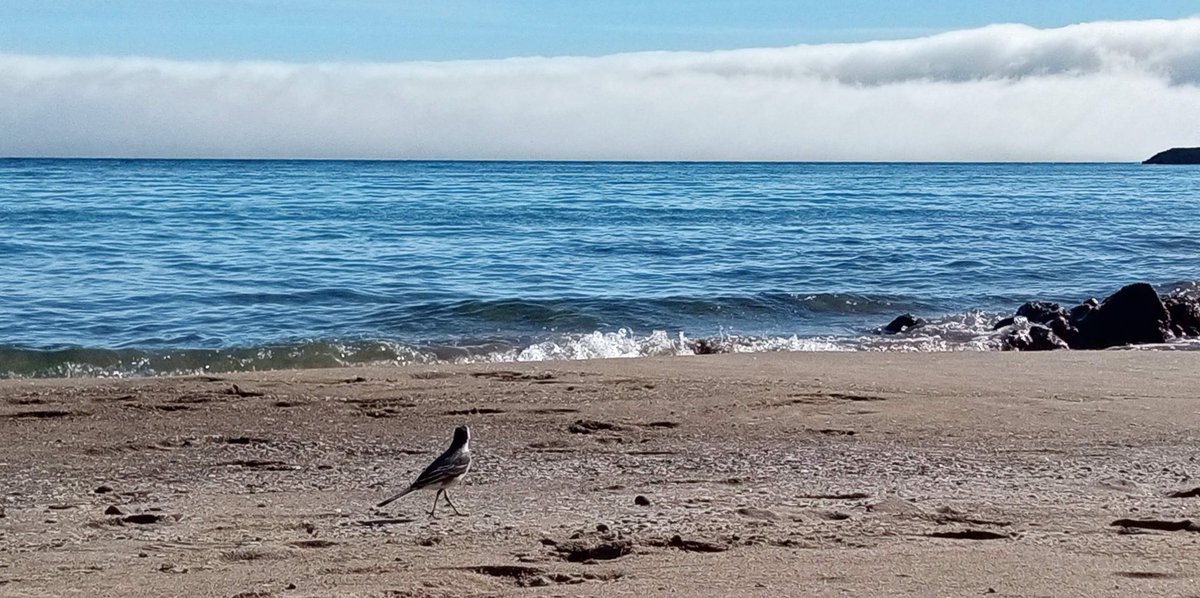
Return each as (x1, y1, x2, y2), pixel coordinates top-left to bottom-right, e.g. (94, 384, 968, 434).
(2, 351, 1200, 597)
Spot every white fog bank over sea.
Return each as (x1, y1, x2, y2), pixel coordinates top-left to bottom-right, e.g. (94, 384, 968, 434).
(3, 18, 1200, 161)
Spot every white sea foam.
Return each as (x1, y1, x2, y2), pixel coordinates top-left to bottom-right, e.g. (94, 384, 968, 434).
(455, 312, 1012, 364)
(5, 310, 1199, 379)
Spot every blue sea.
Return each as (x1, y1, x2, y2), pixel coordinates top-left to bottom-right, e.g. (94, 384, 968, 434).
(2, 159, 1198, 377)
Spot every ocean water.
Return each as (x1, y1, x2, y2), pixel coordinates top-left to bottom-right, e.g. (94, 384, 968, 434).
(1, 159, 1198, 377)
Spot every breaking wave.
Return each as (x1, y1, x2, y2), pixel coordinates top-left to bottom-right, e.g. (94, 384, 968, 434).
(0, 308, 1131, 379)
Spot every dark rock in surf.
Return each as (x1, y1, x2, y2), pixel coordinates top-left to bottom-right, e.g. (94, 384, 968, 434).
(1068, 298, 1100, 325)
(879, 314, 926, 335)
(1031, 326, 1070, 351)
(1016, 301, 1078, 343)
(993, 301, 1077, 344)
(1001, 324, 1069, 351)
(1071, 283, 1172, 349)
(1143, 147, 1200, 165)
(1015, 301, 1064, 324)
(1163, 291, 1200, 337)
(998, 284, 1187, 351)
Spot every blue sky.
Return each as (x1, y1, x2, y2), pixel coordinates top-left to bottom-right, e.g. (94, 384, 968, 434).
(1, 0, 1197, 61)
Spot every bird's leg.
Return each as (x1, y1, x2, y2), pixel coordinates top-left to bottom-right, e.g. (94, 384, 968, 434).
(428, 489, 442, 519)
(443, 490, 465, 516)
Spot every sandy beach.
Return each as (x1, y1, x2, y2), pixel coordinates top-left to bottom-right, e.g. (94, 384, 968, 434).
(2, 351, 1200, 597)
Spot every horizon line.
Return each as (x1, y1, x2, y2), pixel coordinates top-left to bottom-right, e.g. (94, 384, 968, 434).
(0, 156, 1161, 165)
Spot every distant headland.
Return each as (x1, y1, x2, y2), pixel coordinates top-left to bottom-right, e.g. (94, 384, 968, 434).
(1143, 147, 1200, 164)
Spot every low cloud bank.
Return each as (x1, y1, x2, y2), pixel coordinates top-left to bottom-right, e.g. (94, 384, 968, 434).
(3, 18, 1200, 161)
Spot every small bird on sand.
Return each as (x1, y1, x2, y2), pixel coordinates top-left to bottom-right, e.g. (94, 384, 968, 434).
(377, 425, 472, 518)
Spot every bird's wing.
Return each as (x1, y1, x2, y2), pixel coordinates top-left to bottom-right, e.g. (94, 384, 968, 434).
(410, 449, 471, 490)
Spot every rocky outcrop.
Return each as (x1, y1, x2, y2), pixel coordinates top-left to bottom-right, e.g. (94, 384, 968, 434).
(1017, 301, 1078, 342)
(995, 283, 1193, 351)
(1069, 283, 1171, 349)
(1143, 148, 1200, 165)
(1164, 291, 1200, 337)
(878, 283, 1198, 351)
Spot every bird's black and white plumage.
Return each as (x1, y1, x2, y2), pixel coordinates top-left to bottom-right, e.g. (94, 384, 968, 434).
(377, 425, 471, 518)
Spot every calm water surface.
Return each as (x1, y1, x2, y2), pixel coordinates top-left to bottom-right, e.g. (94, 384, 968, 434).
(1, 159, 1198, 376)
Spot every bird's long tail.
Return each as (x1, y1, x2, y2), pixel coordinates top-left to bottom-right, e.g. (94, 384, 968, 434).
(376, 486, 413, 508)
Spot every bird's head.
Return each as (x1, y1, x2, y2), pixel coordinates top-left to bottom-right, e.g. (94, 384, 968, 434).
(453, 424, 470, 447)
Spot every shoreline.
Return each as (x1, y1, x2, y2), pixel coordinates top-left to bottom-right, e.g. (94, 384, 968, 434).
(3, 351, 1200, 596)
(5, 328, 1200, 381)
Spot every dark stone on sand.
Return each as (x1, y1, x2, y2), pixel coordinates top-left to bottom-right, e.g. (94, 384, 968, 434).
(1167, 487, 1200, 499)
(94, 485, 114, 494)
(596, 523, 609, 533)
(0, 505, 5, 518)
(634, 495, 651, 506)
(1143, 147, 1200, 165)
(1071, 283, 1172, 349)
(880, 314, 926, 335)
(104, 505, 124, 516)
